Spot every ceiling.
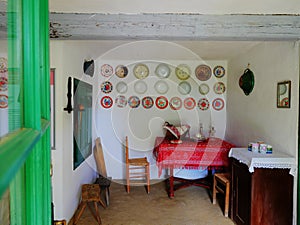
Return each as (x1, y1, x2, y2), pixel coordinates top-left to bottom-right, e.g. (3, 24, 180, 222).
(0, 1, 299, 60)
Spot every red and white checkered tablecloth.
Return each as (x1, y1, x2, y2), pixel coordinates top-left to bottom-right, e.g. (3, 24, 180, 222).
(153, 137, 234, 177)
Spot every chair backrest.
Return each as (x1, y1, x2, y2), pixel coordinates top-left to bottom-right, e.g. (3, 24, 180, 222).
(125, 136, 129, 164)
(94, 137, 107, 177)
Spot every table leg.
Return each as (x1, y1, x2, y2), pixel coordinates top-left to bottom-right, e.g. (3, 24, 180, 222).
(169, 167, 174, 198)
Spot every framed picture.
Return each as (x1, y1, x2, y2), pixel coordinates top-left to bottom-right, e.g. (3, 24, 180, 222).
(50, 68, 56, 149)
(277, 80, 291, 108)
(73, 78, 93, 170)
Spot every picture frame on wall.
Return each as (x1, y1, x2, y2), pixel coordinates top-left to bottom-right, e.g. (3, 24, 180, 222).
(50, 68, 56, 149)
(277, 80, 291, 108)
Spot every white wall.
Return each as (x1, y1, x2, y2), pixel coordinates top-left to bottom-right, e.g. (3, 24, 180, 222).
(227, 42, 299, 156)
(50, 41, 99, 221)
(51, 40, 300, 223)
(50, 40, 230, 222)
(226, 41, 299, 224)
(94, 40, 228, 179)
(50, 0, 300, 14)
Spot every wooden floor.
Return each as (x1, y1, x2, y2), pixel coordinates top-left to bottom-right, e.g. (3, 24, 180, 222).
(71, 180, 234, 225)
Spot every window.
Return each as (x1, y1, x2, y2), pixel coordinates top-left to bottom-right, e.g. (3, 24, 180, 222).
(0, 0, 52, 224)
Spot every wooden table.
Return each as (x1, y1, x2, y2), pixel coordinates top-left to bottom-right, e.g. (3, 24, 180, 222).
(153, 137, 234, 198)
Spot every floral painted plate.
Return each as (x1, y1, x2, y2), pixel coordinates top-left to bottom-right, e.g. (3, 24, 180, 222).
(184, 97, 196, 110)
(155, 96, 168, 109)
(195, 65, 211, 81)
(0, 94, 8, 108)
(169, 97, 182, 110)
(101, 64, 113, 77)
(213, 65, 225, 78)
(178, 81, 191, 95)
(175, 64, 191, 80)
(142, 96, 154, 109)
(128, 96, 140, 108)
(0, 76, 8, 91)
(100, 81, 113, 94)
(115, 65, 128, 78)
(0, 57, 8, 73)
(133, 63, 149, 79)
(212, 98, 225, 111)
(115, 95, 127, 108)
(198, 98, 210, 110)
(100, 96, 113, 109)
(199, 83, 209, 95)
(213, 82, 226, 94)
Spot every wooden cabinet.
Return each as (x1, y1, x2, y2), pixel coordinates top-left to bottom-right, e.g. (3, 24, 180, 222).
(231, 158, 293, 225)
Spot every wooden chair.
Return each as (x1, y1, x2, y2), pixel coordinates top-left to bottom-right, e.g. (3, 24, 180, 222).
(94, 137, 111, 206)
(125, 136, 150, 194)
(212, 173, 231, 217)
(73, 184, 103, 225)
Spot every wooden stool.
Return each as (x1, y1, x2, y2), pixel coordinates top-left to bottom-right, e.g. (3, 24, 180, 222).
(73, 184, 105, 225)
(212, 173, 231, 217)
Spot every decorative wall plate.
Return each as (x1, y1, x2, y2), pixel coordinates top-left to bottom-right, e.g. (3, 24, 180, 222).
(115, 95, 127, 108)
(100, 96, 113, 109)
(155, 96, 168, 109)
(169, 97, 182, 110)
(199, 83, 209, 95)
(134, 80, 147, 94)
(212, 98, 225, 111)
(155, 63, 170, 79)
(175, 64, 191, 80)
(0, 57, 8, 73)
(178, 81, 191, 95)
(195, 65, 212, 81)
(239, 68, 254, 96)
(115, 65, 128, 78)
(213, 82, 226, 94)
(184, 97, 196, 110)
(133, 63, 149, 79)
(142, 96, 154, 109)
(116, 81, 128, 93)
(0, 76, 8, 91)
(101, 64, 113, 77)
(0, 94, 8, 108)
(213, 65, 225, 78)
(154, 80, 169, 94)
(198, 98, 209, 110)
(100, 81, 113, 93)
(128, 96, 140, 108)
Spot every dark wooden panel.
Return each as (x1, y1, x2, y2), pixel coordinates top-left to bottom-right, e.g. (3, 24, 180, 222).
(251, 168, 293, 225)
(232, 159, 251, 225)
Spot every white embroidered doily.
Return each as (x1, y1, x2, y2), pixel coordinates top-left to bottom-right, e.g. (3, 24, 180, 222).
(229, 148, 296, 176)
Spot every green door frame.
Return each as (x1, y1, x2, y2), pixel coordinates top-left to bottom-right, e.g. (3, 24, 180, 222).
(0, 0, 51, 224)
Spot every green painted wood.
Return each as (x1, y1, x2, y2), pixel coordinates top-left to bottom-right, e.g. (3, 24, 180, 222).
(10, 165, 26, 225)
(1, 0, 51, 224)
(0, 129, 40, 196)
